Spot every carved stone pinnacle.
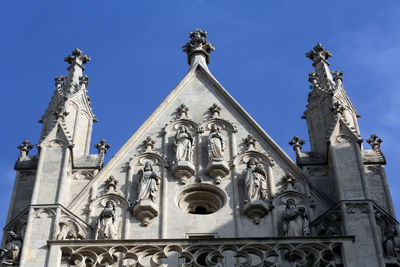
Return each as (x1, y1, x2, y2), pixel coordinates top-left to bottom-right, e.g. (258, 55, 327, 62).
(54, 76, 65, 88)
(177, 104, 189, 118)
(95, 139, 111, 155)
(209, 103, 221, 117)
(17, 139, 34, 158)
(244, 135, 256, 150)
(281, 173, 296, 190)
(79, 75, 89, 86)
(64, 47, 91, 67)
(306, 42, 332, 66)
(289, 136, 305, 151)
(330, 101, 345, 115)
(366, 134, 382, 150)
(182, 29, 215, 65)
(142, 136, 155, 152)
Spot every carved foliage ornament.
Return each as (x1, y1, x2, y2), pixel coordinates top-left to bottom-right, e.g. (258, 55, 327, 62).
(17, 140, 34, 159)
(367, 134, 383, 150)
(182, 29, 215, 59)
(306, 42, 332, 64)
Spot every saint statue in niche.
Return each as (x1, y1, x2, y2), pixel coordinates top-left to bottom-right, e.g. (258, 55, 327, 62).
(174, 125, 194, 162)
(244, 158, 268, 203)
(135, 161, 160, 203)
(0, 231, 22, 265)
(281, 198, 311, 237)
(96, 200, 118, 240)
(207, 124, 225, 161)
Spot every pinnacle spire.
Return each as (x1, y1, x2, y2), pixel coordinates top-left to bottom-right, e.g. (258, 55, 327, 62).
(182, 29, 215, 67)
(63, 48, 91, 93)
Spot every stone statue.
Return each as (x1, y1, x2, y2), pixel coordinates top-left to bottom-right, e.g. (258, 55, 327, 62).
(383, 225, 400, 259)
(96, 200, 118, 240)
(282, 198, 311, 237)
(208, 124, 225, 161)
(0, 231, 22, 265)
(244, 159, 268, 203)
(174, 125, 194, 162)
(135, 161, 160, 203)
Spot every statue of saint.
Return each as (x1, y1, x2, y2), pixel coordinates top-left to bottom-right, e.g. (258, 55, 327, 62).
(0, 231, 22, 265)
(244, 158, 268, 203)
(96, 200, 118, 240)
(174, 125, 193, 162)
(282, 198, 311, 237)
(208, 124, 225, 161)
(135, 161, 160, 203)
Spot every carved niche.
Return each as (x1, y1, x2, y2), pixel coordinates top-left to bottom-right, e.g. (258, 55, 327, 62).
(235, 148, 274, 224)
(166, 117, 197, 185)
(130, 154, 165, 227)
(54, 216, 88, 240)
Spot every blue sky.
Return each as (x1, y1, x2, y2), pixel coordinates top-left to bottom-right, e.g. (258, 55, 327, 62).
(1, 1, 399, 234)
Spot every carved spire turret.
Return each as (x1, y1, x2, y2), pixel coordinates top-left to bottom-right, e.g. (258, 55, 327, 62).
(182, 29, 215, 67)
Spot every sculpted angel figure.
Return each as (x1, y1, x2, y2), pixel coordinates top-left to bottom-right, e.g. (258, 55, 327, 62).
(135, 161, 160, 203)
(244, 158, 268, 203)
(208, 124, 225, 161)
(0, 231, 22, 265)
(282, 198, 311, 237)
(96, 200, 118, 240)
(174, 125, 194, 162)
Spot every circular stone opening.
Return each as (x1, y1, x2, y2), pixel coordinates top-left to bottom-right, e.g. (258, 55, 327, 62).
(177, 184, 226, 215)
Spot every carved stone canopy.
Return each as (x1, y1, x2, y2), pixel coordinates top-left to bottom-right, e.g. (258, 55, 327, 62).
(182, 29, 215, 65)
(306, 42, 332, 66)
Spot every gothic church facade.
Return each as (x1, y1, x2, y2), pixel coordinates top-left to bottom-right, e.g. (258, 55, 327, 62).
(1, 30, 398, 266)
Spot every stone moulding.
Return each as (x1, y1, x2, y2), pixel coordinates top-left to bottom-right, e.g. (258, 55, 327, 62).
(52, 236, 352, 267)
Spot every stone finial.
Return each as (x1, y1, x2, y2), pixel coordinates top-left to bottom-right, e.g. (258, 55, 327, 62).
(366, 134, 382, 150)
(331, 71, 343, 83)
(306, 42, 332, 66)
(142, 136, 155, 152)
(17, 139, 34, 159)
(79, 75, 89, 86)
(244, 135, 256, 150)
(182, 29, 215, 65)
(54, 106, 69, 119)
(64, 48, 91, 67)
(177, 104, 189, 118)
(281, 173, 296, 190)
(209, 103, 221, 117)
(95, 139, 111, 156)
(54, 76, 65, 88)
(105, 175, 118, 193)
(289, 136, 305, 152)
(330, 101, 345, 116)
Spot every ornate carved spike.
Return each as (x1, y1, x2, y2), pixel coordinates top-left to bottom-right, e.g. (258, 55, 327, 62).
(330, 101, 345, 115)
(177, 104, 189, 118)
(105, 175, 118, 192)
(54, 76, 65, 88)
(209, 103, 221, 117)
(289, 136, 305, 151)
(281, 173, 296, 190)
(79, 75, 89, 86)
(142, 136, 155, 151)
(17, 139, 34, 158)
(366, 134, 383, 150)
(95, 139, 111, 155)
(244, 135, 256, 150)
(182, 29, 215, 64)
(306, 42, 332, 65)
(64, 47, 91, 66)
